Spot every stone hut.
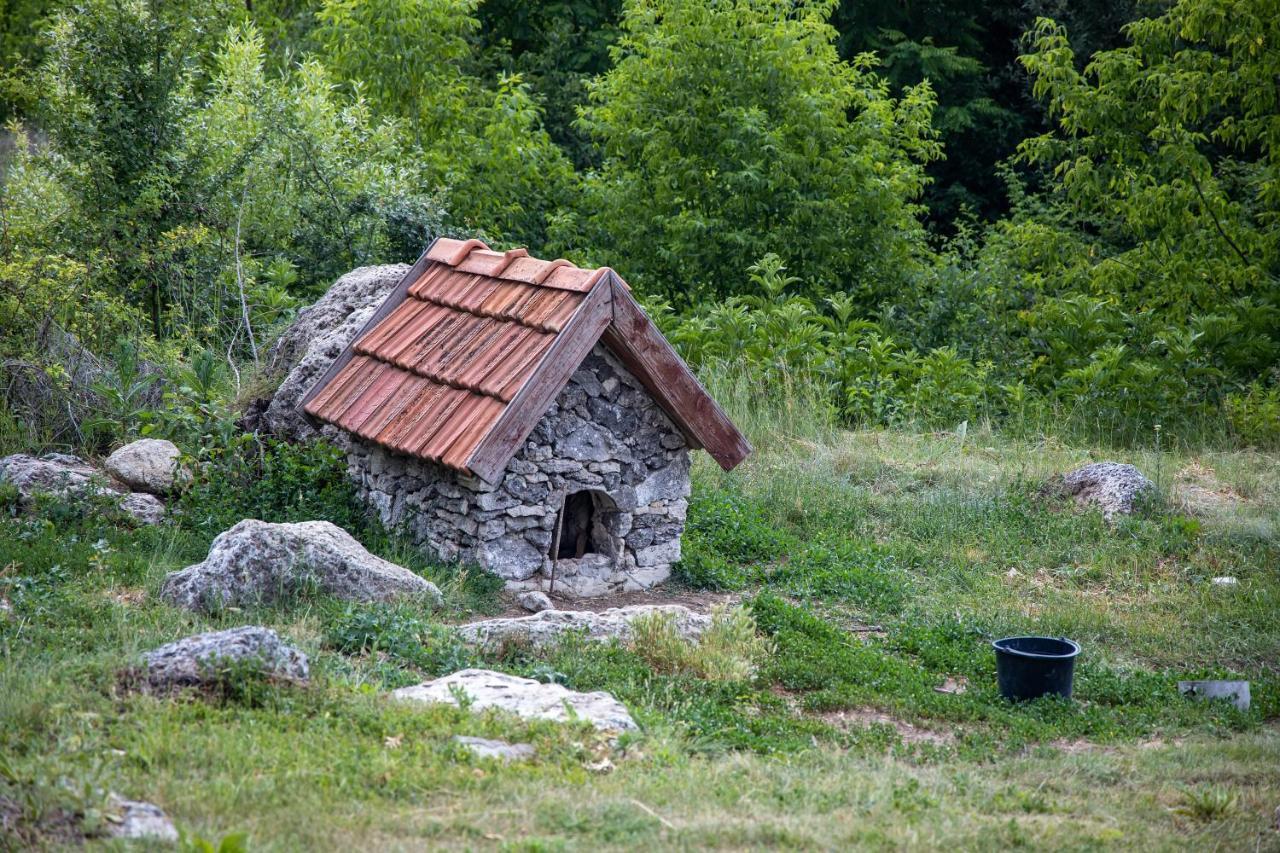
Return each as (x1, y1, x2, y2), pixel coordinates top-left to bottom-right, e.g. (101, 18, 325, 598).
(300, 238, 750, 598)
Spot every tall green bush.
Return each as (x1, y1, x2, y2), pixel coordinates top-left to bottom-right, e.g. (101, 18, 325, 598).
(565, 0, 941, 305)
(1018, 3, 1280, 327)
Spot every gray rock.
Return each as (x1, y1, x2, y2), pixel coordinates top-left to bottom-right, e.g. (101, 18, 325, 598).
(104, 438, 188, 495)
(120, 492, 166, 525)
(456, 605, 711, 649)
(104, 795, 178, 842)
(392, 669, 637, 732)
(478, 535, 546, 581)
(254, 264, 411, 440)
(634, 457, 691, 505)
(587, 397, 638, 434)
(1178, 679, 1250, 712)
(159, 519, 442, 612)
(1051, 462, 1156, 519)
(452, 735, 535, 762)
(557, 423, 611, 462)
(0, 452, 115, 504)
(550, 554, 624, 598)
(142, 626, 309, 691)
(516, 590, 554, 612)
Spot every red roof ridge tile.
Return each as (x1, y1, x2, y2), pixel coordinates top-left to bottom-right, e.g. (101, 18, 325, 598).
(531, 258, 572, 283)
(427, 237, 491, 266)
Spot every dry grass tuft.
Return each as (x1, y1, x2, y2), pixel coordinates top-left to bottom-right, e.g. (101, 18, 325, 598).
(629, 604, 772, 682)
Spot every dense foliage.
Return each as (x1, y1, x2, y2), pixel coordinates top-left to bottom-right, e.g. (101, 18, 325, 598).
(1, 0, 1278, 450)
(562, 0, 940, 304)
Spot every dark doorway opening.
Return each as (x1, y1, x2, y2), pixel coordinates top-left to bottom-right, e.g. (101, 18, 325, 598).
(556, 491, 597, 559)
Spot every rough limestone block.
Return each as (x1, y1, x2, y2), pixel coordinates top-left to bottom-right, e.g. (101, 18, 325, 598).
(479, 536, 546, 581)
(142, 626, 309, 691)
(635, 539, 681, 568)
(119, 492, 166, 525)
(104, 795, 179, 842)
(1048, 462, 1156, 520)
(104, 438, 189, 495)
(392, 669, 637, 732)
(160, 519, 442, 612)
(516, 590, 554, 612)
(457, 605, 710, 649)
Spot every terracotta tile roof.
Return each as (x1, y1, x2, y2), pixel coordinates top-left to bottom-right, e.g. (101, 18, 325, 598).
(301, 238, 751, 481)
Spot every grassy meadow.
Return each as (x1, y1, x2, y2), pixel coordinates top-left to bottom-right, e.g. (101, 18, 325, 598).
(2, 387, 1278, 851)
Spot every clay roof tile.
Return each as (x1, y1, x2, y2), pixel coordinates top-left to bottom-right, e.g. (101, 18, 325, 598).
(302, 238, 750, 480)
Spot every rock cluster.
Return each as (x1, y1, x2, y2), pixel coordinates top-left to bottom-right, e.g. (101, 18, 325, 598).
(160, 519, 442, 612)
(456, 605, 711, 650)
(336, 345, 691, 597)
(0, 449, 168, 525)
(392, 669, 637, 732)
(142, 626, 309, 691)
(245, 264, 408, 440)
(1048, 461, 1156, 519)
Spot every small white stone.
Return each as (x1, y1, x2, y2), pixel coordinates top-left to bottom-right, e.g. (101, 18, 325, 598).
(453, 735, 535, 762)
(517, 590, 553, 612)
(1211, 576, 1239, 586)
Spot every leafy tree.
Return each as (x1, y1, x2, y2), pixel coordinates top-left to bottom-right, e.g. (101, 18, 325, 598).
(476, 0, 622, 168)
(0, 0, 61, 118)
(32, 0, 234, 335)
(315, 0, 577, 249)
(567, 0, 941, 306)
(1018, 1, 1279, 346)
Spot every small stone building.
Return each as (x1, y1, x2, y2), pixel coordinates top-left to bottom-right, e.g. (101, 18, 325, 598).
(300, 238, 750, 597)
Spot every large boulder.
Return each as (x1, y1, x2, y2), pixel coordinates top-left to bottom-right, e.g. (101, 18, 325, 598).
(142, 626, 309, 691)
(104, 438, 188, 495)
(392, 669, 637, 732)
(245, 264, 409, 440)
(159, 519, 442, 612)
(0, 452, 165, 525)
(1048, 462, 1157, 519)
(456, 605, 711, 650)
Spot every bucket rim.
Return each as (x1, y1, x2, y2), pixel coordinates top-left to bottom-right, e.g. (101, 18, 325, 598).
(992, 636, 1081, 660)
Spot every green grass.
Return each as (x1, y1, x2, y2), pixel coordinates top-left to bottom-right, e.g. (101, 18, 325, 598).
(2, 427, 1278, 849)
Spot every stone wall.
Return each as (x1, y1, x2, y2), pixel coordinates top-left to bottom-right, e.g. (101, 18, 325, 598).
(328, 344, 691, 597)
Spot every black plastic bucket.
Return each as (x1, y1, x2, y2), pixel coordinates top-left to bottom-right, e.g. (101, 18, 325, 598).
(993, 636, 1081, 701)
